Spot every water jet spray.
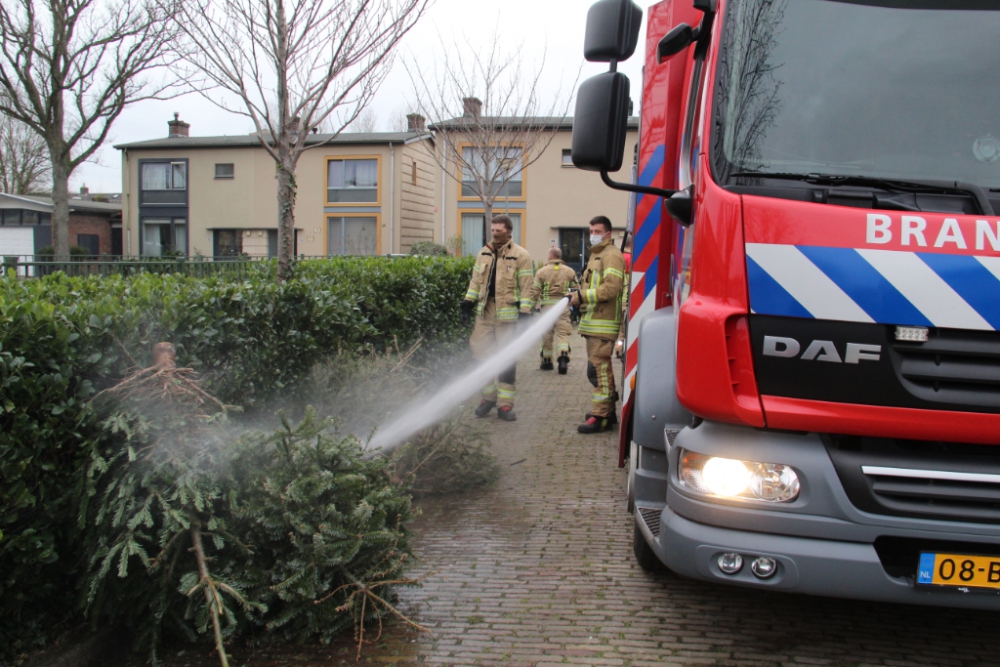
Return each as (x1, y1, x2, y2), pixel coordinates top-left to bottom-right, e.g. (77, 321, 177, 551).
(366, 298, 572, 456)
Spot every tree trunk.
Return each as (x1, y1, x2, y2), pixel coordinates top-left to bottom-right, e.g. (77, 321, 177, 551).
(49, 156, 71, 259)
(483, 201, 492, 242)
(276, 162, 297, 282)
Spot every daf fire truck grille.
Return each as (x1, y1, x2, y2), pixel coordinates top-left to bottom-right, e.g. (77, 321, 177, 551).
(826, 436, 1000, 524)
(890, 329, 1000, 411)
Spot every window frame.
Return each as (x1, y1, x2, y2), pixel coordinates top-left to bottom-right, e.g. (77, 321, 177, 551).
(457, 143, 528, 202)
(214, 163, 235, 179)
(324, 154, 382, 207)
(138, 158, 189, 206)
(457, 208, 527, 256)
(138, 215, 189, 257)
(561, 148, 575, 167)
(324, 213, 382, 256)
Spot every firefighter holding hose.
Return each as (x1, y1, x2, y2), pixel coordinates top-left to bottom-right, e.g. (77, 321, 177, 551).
(460, 214, 535, 422)
(569, 216, 626, 434)
(528, 247, 579, 374)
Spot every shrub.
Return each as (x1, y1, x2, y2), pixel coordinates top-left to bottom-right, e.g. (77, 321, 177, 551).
(0, 256, 473, 664)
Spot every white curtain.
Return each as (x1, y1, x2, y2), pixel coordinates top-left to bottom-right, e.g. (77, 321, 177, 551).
(351, 160, 378, 188)
(171, 163, 186, 190)
(461, 213, 484, 256)
(141, 164, 169, 190)
(344, 217, 377, 255)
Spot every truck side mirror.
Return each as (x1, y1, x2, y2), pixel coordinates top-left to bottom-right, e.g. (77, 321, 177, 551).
(657, 23, 694, 63)
(571, 71, 631, 172)
(583, 0, 644, 62)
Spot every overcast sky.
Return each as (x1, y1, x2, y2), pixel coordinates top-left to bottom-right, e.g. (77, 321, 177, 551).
(73, 0, 663, 193)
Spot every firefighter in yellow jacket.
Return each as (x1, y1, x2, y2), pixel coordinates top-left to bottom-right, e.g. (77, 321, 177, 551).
(460, 214, 535, 421)
(527, 247, 579, 374)
(569, 216, 626, 433)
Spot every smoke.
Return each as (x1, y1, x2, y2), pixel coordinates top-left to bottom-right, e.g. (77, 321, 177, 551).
(366, 299, 570, 455)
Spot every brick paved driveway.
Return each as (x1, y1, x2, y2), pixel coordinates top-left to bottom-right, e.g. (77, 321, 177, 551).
(370, 333, 1000, 667)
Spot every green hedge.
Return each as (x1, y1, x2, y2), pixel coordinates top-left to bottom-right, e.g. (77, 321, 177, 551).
(0, 256, 473, 662)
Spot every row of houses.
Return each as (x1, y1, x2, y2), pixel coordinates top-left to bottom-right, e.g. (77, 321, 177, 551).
(1, 102, 639, 272)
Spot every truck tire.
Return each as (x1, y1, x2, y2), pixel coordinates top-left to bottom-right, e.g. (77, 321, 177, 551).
(633, 517, 662, 572)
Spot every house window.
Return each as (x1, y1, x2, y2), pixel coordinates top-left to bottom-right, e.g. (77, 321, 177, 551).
(327, 216, 378, 256)
(213, 229, 243, 257)
(460, 212, 521, 257)
(326, 159, 378, 203)
(215, 163, 235, 179)
(461, 146, 523, 198)
(77, 234, 100, 256)
(267, 230, 278, 258)
(141, 218, 187, 256)
(562, 149, 574, 166)
(412, 161, 418, 186)
(22, 210, 39, 225)
(140, 161, 187, 204)
(2, 209, 21, 225)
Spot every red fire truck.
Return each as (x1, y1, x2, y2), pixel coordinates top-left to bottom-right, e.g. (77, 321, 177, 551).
(573, 0, 1000, 608)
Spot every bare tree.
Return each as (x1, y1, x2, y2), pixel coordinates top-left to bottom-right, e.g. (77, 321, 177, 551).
(175, 0, 429, 281)
(352, 107, 380, 133)
(406, 30, 577, 236)
(0, 0, 180, 257)
(0, 111, 50, 194)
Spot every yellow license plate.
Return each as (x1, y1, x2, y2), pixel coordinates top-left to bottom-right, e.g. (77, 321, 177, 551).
(917, 552, 1000, 589)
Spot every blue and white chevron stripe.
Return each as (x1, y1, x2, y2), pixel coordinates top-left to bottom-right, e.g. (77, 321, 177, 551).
(746, 244, 1000, 331)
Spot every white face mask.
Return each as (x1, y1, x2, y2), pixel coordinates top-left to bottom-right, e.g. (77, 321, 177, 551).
(590, 233, 605, 247)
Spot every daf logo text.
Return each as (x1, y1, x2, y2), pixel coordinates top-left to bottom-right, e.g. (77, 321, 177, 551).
(762, 336, 882, 364)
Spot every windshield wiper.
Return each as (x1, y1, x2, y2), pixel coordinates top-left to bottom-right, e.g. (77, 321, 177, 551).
(732, 172, 996, 215)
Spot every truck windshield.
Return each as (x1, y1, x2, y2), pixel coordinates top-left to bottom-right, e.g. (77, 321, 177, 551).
(712, 0, 1000, 191)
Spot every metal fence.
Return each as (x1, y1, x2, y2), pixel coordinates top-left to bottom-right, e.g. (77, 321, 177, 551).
(0, 254, 420, 280)
(1, 255, 276, 280)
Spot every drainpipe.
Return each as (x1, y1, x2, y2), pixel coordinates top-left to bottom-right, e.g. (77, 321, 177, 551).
(389, 144, 395, 254)
(440, 136, 446, 245)
(124, 148, 132, 256)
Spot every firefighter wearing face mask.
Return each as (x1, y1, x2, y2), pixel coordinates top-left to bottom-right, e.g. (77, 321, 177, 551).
(569, 215, 626, 434)
(460, 214, 535, 422)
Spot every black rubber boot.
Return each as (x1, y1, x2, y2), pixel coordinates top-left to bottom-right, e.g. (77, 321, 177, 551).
(475, 400, 496, 418)
(540, 357, 554, 371)
(557, 353, 569, 375)
(497, 406, 517, 422)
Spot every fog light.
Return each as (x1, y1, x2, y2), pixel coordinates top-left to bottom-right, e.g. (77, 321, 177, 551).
(895, 326, 929, 342)
(751, 557, 777, 579)
(718, 552, 743, 575)
(749, 463, 800, 502)
(701, 457, 751, 497)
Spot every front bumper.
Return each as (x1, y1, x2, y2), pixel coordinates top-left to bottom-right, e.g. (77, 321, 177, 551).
(653, 506, 1000, 609)
(634, 421, 1000, 609)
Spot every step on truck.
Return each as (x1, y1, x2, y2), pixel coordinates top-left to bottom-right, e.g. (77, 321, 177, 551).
(572, 0, 1000, 608)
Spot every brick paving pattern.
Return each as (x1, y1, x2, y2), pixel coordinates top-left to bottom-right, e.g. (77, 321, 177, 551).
(162, 333, 1000, 667)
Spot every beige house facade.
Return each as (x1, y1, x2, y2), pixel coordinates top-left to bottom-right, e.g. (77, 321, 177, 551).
(435, 115, 639, 272)
(116, 114, 637, 270)
(115, 116, 438, 258)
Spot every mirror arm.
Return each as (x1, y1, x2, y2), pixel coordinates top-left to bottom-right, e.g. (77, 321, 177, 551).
(601, 170, 677, 198)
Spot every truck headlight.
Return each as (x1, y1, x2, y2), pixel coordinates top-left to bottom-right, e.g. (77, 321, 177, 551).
(678, 450, 800, 503)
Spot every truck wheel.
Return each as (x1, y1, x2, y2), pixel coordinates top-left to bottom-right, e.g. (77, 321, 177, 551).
(633, 517, 663, 572)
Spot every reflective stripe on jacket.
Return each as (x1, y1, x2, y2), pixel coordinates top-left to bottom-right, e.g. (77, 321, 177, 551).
(528, 259, 579, 306)
(578, 239, 626, 339)
(464, 240, 535, 321)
